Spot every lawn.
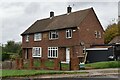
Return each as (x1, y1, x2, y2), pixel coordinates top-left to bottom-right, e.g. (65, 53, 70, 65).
(85, 61, 120, 69)
(1, 70, 87, 78)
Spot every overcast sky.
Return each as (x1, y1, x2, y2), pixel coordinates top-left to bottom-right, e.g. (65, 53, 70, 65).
(0, 1, 119, 44)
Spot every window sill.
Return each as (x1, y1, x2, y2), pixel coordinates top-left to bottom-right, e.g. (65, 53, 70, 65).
(66, 37, 72, 39)
(48, 57, 58, 58)
(32, 56, 41, 57)
(34, 40, 42, 41)
(49, 38, 58, 40)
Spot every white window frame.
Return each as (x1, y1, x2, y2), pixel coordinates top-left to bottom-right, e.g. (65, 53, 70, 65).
(66, 29, 72, 39)
(26, 35, 29, 42)
(48, 47, 58, 58)
(98, 31, 101, 38)
(32, 47, 42, 57)
(49, 31, 58, 40)
(34, 33, 42, 41)
(95, 31, 101, 39)
(95, 31, 98, 38)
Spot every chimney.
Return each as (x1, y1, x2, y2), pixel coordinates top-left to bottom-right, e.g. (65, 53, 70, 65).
(50, 11, 54, 18)
(67, 5, 72, 13)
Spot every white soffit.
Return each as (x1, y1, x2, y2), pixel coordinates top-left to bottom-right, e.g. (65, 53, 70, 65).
(85, 48, 108, 51)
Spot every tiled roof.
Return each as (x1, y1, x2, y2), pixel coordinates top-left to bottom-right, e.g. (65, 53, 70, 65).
(21, 8, 92, 35)
(109, 36, 120, 44)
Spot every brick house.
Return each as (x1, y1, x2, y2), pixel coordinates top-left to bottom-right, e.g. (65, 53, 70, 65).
(21, 6, 104, 63)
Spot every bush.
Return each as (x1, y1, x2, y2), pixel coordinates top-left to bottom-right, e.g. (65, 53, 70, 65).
(2, 52, 10, 61)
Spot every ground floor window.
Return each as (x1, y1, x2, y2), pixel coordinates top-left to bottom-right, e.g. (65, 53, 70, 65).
(48, 47, 58, 58)
(32, 47, 42, 57)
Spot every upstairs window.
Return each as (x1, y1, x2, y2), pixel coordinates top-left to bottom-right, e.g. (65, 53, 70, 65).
(95, 31, 101, 38)
(32, 47, 42, 57)
(26, 35, 29, 42)
(98, 31, 101, 38)
(34, 33, 42, 41)
(95, 31, 98, 38)
(49, 31, 58, 40)
(66, 29, 72, 38)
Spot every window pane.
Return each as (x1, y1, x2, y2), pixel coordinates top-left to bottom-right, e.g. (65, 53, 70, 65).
(53, 50, 55, 57)
(56, 50, 57, 57)
(48, 50, 50, 57)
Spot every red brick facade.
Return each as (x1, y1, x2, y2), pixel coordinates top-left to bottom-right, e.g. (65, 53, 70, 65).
(21, 8, 104, 69)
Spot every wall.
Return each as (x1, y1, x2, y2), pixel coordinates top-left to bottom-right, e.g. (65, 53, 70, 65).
(79, 8, 104, 46)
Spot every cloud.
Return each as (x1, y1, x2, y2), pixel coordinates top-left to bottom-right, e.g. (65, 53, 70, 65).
(0, 2, 118, 44)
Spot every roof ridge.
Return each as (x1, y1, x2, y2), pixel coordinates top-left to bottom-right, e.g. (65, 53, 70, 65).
(37, 7, 92, 21)
(21, 7, 93, 35)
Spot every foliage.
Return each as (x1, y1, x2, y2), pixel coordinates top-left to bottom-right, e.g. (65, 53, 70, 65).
(1, 70, 87, 78)
(2, 41, 22, 61)
(45, 60, 54, 68)
(4, 41, 21, 53)
(85, 61, 120, 69)
(1, 52, 10, 61)
(104, 23, 119, 44)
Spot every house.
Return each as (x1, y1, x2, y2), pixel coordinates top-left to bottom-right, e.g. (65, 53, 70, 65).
(21, 6, 104, 63)
(109, 36, 120, 44)
(109, 36, 120, 60)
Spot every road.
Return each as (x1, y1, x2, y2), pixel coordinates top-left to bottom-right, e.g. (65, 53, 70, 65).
(2, 68, 120, 80)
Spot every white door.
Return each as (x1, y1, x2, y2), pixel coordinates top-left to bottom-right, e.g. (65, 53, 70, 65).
(66, 48, 70, 62)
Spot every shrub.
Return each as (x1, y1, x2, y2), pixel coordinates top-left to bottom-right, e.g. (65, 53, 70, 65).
(2, 52, 10, 61)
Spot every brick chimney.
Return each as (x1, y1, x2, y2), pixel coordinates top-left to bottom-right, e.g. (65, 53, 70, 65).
(67, 5, 72, 13)
(50, 11, 54, 17)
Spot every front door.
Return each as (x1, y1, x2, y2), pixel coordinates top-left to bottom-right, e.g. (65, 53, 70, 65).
(66, 48, 70, 62)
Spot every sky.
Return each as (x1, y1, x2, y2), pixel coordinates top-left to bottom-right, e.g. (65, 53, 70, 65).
(0, 1, 119, 44)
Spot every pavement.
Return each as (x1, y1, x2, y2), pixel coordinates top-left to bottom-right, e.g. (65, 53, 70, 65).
(2, 68, 120, 80)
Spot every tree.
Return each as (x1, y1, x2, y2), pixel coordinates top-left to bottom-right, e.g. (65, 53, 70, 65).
(1, 41, 22, 61)
(104, 23, 119, 44)
(4, 41, 21, 53)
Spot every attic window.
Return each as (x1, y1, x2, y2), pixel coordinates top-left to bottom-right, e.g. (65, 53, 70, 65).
(49, 31, 58, 40)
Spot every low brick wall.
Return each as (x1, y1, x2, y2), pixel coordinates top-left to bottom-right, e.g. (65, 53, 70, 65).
(16, 58, 80, 70)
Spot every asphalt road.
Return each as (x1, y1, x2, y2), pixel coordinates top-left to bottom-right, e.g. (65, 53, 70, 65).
(2, 68, 120, 80)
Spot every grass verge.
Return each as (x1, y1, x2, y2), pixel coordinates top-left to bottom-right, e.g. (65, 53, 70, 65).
(85, 61, 120, 69)
(1, 70, 87, 78)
